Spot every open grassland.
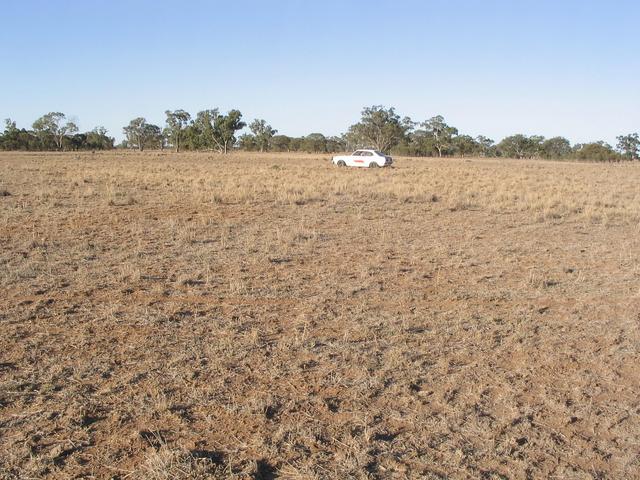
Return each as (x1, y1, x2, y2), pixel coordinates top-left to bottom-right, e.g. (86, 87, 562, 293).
(1, 151, 639, 479)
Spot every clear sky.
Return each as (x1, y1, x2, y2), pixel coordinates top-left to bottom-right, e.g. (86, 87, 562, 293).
(1, 0, 638, 144)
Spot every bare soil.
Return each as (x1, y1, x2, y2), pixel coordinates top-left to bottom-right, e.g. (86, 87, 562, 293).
(1, 152, 639, 479)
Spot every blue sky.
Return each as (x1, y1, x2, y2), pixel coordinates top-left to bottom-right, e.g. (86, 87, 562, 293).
(1, 0, 638, 144)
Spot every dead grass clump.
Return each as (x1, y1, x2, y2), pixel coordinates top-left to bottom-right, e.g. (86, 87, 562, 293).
(108, 193, 136, 206)
(138, 445, 226, 479)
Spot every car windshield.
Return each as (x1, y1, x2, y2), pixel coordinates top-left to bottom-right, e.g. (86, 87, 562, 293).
(374, 151, 386, 156)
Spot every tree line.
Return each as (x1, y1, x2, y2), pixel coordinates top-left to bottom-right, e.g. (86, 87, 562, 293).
(0, 114, 114, 151)
(1, 106, 638, 161)
(345, 106, 639, 161)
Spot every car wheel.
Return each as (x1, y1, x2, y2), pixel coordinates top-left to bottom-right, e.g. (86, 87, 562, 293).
(337, 160, 346, 167)
(369, 162, 379, 168)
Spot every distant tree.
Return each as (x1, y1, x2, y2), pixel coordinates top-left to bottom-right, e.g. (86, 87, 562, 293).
(215, 110, 245, 153)
(66, 133, 87, 151)
(123, 117, 146, 151)
(0, 119, 33, 150)
(529, 136, 545, 157)
(402, 130, 433, 156)
(326, 135, 346, 153)
(540, 136, 572, 159)
(476, 135, 495, 157)
(616, 133, 639, 160)
(452, 134, 478, 157)
(498, 134, 527, 158)
(32, 112, 78, 150)
(289, 137, 304, 151)
(303, 133, 327, 153)
(189, 109, 219, 150)
(3, 118, 17, 136)
(85, 126, 114, 150)
(238, 133, 258, 151)
(271, 135, 291, 152)
(249, 119, 277, 152)
(186, 109, 245, 153)
(347, 105, 412, 152)
(573, 142, 621, 162)
(421, 116, 458, 157)
(145, 124, 164, 149)
(498, 134, 543, 159)
(164, 109, 191, 152)
(342, 129, 361, 151)
(123, 118, 162, 151)
(124, 118, 144, 151)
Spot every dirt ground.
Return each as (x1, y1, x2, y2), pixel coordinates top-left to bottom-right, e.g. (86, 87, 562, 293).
(1, 151, 639, 479)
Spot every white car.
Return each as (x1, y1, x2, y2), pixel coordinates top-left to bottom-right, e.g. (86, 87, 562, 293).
(332, 149, 393, 168)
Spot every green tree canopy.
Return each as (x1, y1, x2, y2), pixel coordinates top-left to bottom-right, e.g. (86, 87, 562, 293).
(498, 134, 543, 159)
(32, 112, 78, 150)
(249, 119, 277, 152)
(573, 142, 621, 162)
(476, 136, 495, 157)
(421, 115, 458, 157)
(347, 105, 412, 153)
(216, 110, 245, 153)
(303, 133, 327, 153)
(123, 117, 162, 151)
(540, 137, 571, 159)
(452, 134, 478, 157)
(616, 133, 639, 160)
(164, 109, 191, 152)
(270, 135, 291, 152)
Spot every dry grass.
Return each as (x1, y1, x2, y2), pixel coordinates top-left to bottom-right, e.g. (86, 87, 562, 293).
(0, 151, 639, 479)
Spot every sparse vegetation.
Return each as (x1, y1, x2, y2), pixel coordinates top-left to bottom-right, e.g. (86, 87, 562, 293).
(1, 151, 639, 478)
(1, 108, 637, 162)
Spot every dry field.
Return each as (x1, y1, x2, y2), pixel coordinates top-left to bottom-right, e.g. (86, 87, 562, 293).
(1, 151, 639, 479)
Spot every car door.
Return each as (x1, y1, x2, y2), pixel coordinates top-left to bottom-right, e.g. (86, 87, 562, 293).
(361, 151, 374, 166)
(351, 150, 365, 166)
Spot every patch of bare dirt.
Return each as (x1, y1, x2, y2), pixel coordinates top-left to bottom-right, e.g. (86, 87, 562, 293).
(0, 152, 639, 478)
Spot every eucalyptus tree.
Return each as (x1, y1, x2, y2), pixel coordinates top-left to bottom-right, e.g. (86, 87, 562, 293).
(215, 110, 245, 153)
(540, 137, 571, 159)
(421, 115, 458, 157)
(164, 109, 191, 152)
(79, 126, 114, 150)
(270, 135, 292, 152)
(249, 119, 277, 152)
(191, 109, 219, 150)
(347, 105, 412, 152)
(616, 133, 639, 160)
(0, 118, 37, 150)
(303, 133, 327, 153)
(574, 142, 621, 162)
(123, 117, 162, 151)
(476, 136, 495, 157)
(452, 134, 478, 157)
(498, 134, 543, 159)
(32, 112, 78, 150)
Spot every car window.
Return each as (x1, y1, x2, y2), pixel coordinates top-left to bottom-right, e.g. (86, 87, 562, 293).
(362, 151, 373, 156)
(352, 151, 362, 156)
